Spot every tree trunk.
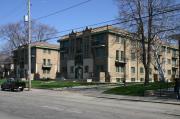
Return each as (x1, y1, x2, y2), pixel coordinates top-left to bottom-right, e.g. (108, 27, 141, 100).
(144, 65, 149, 85)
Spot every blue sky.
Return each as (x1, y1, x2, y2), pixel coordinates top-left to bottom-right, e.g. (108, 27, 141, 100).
(0, 0, 119, 41)
(0, 0, 180, 44)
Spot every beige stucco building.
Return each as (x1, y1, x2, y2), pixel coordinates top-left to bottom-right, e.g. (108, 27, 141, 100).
(58, 25, 179, 83)
(13, 42, 60, 80)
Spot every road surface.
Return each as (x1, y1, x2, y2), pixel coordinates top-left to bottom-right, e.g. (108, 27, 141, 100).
(0, 89, 180, 119)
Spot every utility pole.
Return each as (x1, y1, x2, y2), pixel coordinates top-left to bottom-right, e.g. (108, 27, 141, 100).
(28, 0, 31, 91)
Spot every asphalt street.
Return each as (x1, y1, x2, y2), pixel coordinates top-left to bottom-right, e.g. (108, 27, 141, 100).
(0, 89, 180, 119)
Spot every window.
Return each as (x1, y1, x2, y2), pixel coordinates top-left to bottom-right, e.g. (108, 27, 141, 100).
(140, 78, 144, 82)
(168, 59, 171, 64)
(140, 67, 144, 73)
(43, 49, 47, 53)
(116, 50, 124, 61)
(131, 52, 136, 61)
(84, 42, 89, 57)
(149, 68, 152, 75)
(121, 38, 125, 44)
(116, 78, 121, 82)
(43, 59, 46, 65)
(116, 36, 121, 43)
(161, 46, 166, 52)
(48, 59, 51, 65)
(131, 67, 135, 73)
(47, 70, 50, 74)
(172, 59, 177, 66)
(149, 78, 152, 82)
(131, 78, 135, 82)
(70, 66, 74, 73)
(121, 67, 125, 72)
(173, 50, 177, 57)
(116, 36, 125, 44)
(120, 51, 124, 61)
(116, 66, 120, 72)
(116, 66, 124, 72)
(162, 58, 165, 64)
(116, 50, 119, 60)
(48, 50, 51, 54)
(116, 78, 124, 82)
(168, 70, 171, 75)
(167, 48, 171, 53)
(43, 70, 46, 74)
(172, 70, 176, 75)
(84, 66, 89, 73)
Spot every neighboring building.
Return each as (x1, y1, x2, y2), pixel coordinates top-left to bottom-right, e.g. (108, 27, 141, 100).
(58, 25, 179, 83)
(0, 54, 14, 79)
(13, 42, 60, 80)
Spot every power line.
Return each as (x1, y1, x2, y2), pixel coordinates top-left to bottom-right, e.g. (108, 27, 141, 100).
(40, 4, 180, 42)
(35, 0, 92, 20)
(2, 2, 180, 52)
(37, 18, 120, 37)
(37, 3, 180, 37)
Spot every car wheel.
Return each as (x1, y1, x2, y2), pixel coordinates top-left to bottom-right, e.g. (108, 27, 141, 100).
(11, 88, 14, 92)
(1, 88, 5, 91)
(20, 88, 24, 91)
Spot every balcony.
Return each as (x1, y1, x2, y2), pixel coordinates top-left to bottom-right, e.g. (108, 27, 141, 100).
(172, 53, 178, 59)
(92, 41, 105, 48)
(42, 64, 52, 69)
(115, 59, 126, 66)
(172, 63, 179, 69)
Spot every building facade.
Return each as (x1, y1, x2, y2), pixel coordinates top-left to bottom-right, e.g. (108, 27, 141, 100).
(13, 42, 60, 80)
(58, 25, 179, 83)
(0, 54, 14, 79)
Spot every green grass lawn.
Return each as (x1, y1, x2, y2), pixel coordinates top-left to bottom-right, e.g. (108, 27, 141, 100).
(104, 82, 174, 96)
(30, 80, 107, 89)
(30, 80, 82, 89)
(0, 79, 81, 89)
(1, 79, 109, 89)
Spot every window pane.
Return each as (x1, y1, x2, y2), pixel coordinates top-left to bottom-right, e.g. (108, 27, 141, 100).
(131, 53, 136, 60)
(131, 67, 135, 73)
(43, 59, 46, 65)
(116, 50, 119, 60)
(140, 67, 144, 73)
(131, 78, 135, 82)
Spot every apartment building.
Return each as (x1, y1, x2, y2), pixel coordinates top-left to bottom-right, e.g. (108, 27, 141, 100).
(13, 42, 60, 80)
(58, 25, 179, 83)
(0, 54, 14, 78)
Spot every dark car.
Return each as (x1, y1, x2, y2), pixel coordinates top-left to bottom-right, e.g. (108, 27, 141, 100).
(1, 78, 26, 91)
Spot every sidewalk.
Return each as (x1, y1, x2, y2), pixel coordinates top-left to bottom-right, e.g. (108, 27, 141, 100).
(31, 85, 180, 105)
(58, 85, 180, 105)
(94, 93, 180, 105)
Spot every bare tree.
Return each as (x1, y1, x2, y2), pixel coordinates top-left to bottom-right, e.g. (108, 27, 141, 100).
(0, 20, 57, 51)
(116, 0, 180, 84)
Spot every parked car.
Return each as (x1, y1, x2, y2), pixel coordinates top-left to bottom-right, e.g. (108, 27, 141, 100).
(1, 78, 26, 91)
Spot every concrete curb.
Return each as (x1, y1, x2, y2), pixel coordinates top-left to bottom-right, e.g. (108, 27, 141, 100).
(95, 96, 180, 105)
